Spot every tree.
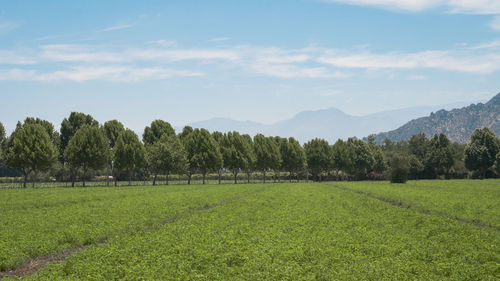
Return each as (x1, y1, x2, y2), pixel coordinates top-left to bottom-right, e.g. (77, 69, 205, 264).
(427, 133, 454, 178)
(146, 134, 187, 185)
(178, 126, 193, 141)
(407, 154, 424, 180)
(389, 155, 408, 184)
(7, 124, 57, 187)
(464, 127, 500, 178)
(183, 128, 222, 184)
(143, 120, 175, 146)
(331, 139, 349, 180)
(64, 125, 109, 187)
(304, 138, 330, 181)
(345, 138, 374, 180)
(241, 134, 256, 183)
(113, 129, 145, 186)
(253, 134, 281, 183)
(60, 112, 99, 161)
(103, 120, 125, 149)
(0, 121, 5, 162)
(281, 137, 306, 182)
(220, 131, 254, 184)
(212, 131, 225, 184)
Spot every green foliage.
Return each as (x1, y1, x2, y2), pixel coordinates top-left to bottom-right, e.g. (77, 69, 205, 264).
(280, 137, 307, 177)
(0, 184, 262, 272)
(304, 138, 330, 181)
(7, 124, 57, 187)
(426, 133, 454, 177)
(253, 134, 281, 182)
(344, 138, 374, 179)
(145, 134, 187, 185)
(18, 181, 500, 280)
(183, 129, 222, 183)
(220, 131, 254, 182)
(64, 125, 109, 186)
(464, 127, 500, 178)
(0, 121, 5, 144)
(142, 120, 175, 146)
(103, 120, 125, 149)
(60, 112, 99, 160)
(178, 125, 193, 140)
(389, 155, 408, 183)
(113, 129, 145, 184)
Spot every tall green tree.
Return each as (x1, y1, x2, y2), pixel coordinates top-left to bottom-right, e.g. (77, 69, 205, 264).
(221, 131, 254, 184)
(183, 128, 222, 184)
(212, 131, 225, 184)
(427, 133, 454, 178)
(280, 137, 306, 182)
(304, 138, 330, 181)
(241, 134, 256, 183)
(64, 125, 109, 187)
(104, 120, 125, 149)
(8, 124, 57, 187)
(60, 112, 99, 161)
(331, 139, 349, 180)
(113, 129, 145, 186)
(146, 134, 187, 185)
(178, 126, 193, 141)
(143, 120, 175, 146)
(464, 127, 500, 178)
(344, 138, 374, 180)
(253, 134, 281, 183)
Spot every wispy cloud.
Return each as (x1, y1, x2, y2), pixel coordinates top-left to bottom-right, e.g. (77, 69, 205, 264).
(318, 50, 500, 73)
(97, 23, 136, 32)
(147, 39, 177, 47)
(489, 16, 500, 31)
(321, 0, 500, 14)
(0, 21, 18, 33)
(208, 37, 230, 42)
(0, 66, 203, 82)
(39, 44, 125, 62)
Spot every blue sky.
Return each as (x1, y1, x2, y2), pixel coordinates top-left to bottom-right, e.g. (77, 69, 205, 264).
(1, 0, 499, 133)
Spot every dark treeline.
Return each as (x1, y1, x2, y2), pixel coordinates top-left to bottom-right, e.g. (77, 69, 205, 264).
(0, 112, 499, 187)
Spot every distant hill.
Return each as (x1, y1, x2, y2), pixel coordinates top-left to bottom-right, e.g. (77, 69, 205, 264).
(370, 93, 500, 143)
(185, 101, 474, 143)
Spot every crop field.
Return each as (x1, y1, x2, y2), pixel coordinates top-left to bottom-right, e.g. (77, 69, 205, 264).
(1, 180, 500, 280)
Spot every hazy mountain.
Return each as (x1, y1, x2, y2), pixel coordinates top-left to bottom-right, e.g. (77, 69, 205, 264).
(185, 101, 475, 143)
(371, 93, 500, 143)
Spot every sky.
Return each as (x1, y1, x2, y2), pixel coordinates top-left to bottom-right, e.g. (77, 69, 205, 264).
(1, 0, 499, 134)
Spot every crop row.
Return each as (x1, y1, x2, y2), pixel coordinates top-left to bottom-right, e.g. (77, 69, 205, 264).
(0, 183, 267, 271)
(26, 183, 500, 280)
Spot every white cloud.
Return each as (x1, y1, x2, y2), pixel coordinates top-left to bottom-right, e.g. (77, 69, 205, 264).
(318, 50, 500, 73)
(147, 40, 177, 47)
(0, 21, 18, 32)
(251, 63, 349, 78)
(208, 37, 230, 42)
(489, 16, 500, 31)
(322, 0, 500, 14)
(39, 45, 124, 62)
(97, 23, 136, 32)
(127, 49, 241, 62)
(0, 66, 203, 82)
(0, 51, 37, 64)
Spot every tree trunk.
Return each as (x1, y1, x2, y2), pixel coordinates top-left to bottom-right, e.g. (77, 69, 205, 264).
(188, 173, 191, 185)
(32, 170, 38, 188)
(23, 172, 28, 188)
(289, 171, 292, 183)
(277, 170, 280, 183)
(153, 173, 157, 186)
(166, 172, 169, 186)
(218, 170, 221, 184)
(234, 171, 238, 184)
(247, 171, 250, 183)
(128, 169, 132, 186)
(203, 172, 206, 184)
(263, 170, 266, 183)
(114, 178, 118, 187)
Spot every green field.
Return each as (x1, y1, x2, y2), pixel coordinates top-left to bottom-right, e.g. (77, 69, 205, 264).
(1, 180, 500, 280)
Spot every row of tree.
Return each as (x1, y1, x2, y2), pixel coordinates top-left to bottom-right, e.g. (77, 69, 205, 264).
(0, 112, 499, 187)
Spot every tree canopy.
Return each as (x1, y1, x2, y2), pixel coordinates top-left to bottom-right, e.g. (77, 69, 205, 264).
(104, 120, 125, 149)
(8, 124, 57, 187)
(114, 129, 145, 185)
(465, 127, 500, 178)
(64, 125, 109, 187)
(183, 128, 222, 184)
(146, 134, 187, 185)
(143, 120, 176, 146)
(304, 138, 330, 181)
(60, 112, 99, 160)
